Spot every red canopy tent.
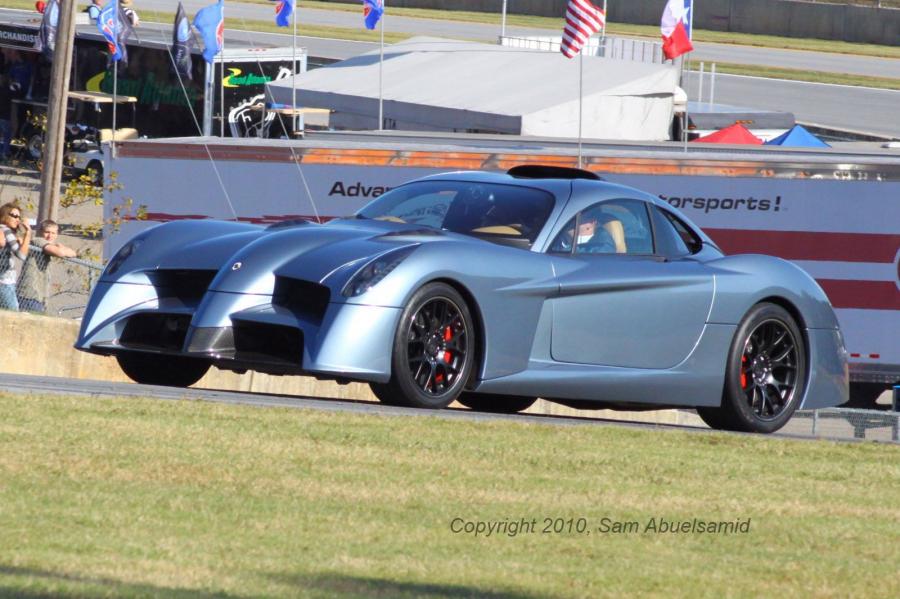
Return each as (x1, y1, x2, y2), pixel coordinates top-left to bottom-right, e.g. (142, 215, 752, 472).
(692, 123, 763, 145)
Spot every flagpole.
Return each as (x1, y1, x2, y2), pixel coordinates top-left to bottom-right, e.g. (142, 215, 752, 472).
(112, 60, 118, 160)
(577, 49, 584, 169)
(220, 3, 225, 137)
(600, 0, 607, 55)
(378, 2, 384, 131)
(111, 10, 118, 160)
(292, 0, 297, 134)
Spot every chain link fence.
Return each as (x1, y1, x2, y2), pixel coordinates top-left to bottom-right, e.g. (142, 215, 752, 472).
(3, 243, 103, 319)
(784, 406, 900, 443)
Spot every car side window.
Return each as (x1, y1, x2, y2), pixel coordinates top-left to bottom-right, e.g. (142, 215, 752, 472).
(651, 206, 691, 258)
(549, 199, 654, 256)
(655, 207, 704, 255)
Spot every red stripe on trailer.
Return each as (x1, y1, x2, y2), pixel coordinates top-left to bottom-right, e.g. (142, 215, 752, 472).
(706, 229, 900, 264)
(816, 279, 900, 311)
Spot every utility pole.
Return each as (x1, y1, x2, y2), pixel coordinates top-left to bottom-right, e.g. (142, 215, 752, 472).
(38, 0, 78, 224)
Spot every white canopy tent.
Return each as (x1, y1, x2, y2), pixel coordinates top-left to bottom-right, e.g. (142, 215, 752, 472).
(266, 38, 679, 141)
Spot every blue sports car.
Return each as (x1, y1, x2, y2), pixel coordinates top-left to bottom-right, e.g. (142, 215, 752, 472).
(76, 166, 848, 433)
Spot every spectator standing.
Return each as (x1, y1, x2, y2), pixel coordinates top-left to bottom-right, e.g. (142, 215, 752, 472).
(86, 0, 102, 23)
(120, 0, 140, 27)
(17, 219, 76, 313)
(0, 202, 32, 311)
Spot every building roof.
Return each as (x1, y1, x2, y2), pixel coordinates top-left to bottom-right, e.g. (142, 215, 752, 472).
(266, 37, 679, 141)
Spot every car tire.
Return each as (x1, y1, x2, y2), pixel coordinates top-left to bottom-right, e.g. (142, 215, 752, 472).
(372, 282, 476, 409)
(456, 392, 537, 414)
(701, 303, 807, 433)
(116, 352, 211, 387)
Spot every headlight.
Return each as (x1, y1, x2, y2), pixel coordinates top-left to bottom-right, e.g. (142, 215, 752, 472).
(342, 245, 418, 297)
(103, 237, 145, 278)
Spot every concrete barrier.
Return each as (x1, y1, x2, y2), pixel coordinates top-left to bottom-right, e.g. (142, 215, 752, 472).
(320, 0, 900, 45)
(1, 310, 703, 427)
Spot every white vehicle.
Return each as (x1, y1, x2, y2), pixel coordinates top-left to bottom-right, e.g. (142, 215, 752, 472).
(105, 132, 900, 406)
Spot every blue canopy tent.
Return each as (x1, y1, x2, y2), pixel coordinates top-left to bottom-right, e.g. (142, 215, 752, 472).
(765, 125, 830, 148)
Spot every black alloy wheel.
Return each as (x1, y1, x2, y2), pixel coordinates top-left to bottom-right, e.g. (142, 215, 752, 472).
(116, 352, 211, 388)
(698, 303, 806, 433)
(371, 283, 475, 409)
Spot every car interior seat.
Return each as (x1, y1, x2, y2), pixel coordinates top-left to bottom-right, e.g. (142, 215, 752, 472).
(602, 219, 627, 253)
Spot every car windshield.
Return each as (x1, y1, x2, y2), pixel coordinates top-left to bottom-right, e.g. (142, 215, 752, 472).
(356, 180, 555, 245)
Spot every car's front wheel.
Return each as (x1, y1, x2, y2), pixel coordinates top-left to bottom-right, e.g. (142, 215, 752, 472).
(698, 303, 807, 433)
(370, 283, 475, 409)
(456, 392, 537, 414)
(116, 352, 211, 387)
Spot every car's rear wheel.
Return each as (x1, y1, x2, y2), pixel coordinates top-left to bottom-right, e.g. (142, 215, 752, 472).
(116, 352, 210, 387)
(456, 392, 537, 414)
(370, 283, 475, 409)
(698, 303, 807, 433)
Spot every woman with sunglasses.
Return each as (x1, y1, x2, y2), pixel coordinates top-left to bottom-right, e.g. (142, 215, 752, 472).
(0, 202, 32, 311)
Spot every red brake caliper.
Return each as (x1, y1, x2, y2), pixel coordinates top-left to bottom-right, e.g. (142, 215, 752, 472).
(443, 326, 453, 363)
(740, 355, 749, 389)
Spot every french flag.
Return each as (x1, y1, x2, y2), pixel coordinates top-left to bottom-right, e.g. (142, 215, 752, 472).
(661, 0, 694, 61)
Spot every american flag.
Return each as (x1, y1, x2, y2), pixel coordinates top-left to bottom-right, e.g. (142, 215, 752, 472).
(560, 0, 606, 58)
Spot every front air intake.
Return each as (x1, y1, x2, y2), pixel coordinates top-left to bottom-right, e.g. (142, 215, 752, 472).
(273, 277, 330, 323)
(146, 269, 217, 303)
(232, 321, 303, 366)
(120, 313, 192, 352)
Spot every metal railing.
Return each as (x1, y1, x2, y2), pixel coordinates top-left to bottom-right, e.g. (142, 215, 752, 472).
(3, 243, 103, 319)
(500, 35, 666, 64)
(783, 407, 900, 442)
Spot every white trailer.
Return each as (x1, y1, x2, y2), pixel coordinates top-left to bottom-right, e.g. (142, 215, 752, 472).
(106, 132, 900, 405)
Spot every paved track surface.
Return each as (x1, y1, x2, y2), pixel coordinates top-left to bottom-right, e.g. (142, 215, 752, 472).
(146, 0, 900, 78)
(0, 373, 865, 444)
(691, 73, 900, 138)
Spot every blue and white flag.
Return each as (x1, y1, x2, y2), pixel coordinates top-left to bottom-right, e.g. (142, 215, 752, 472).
(97, 1, 132, 66)
(173, 2, 194, 80)
(194, 0, 224, 64)
(362, 0, 383, 30)
(275, 0, 294, 28)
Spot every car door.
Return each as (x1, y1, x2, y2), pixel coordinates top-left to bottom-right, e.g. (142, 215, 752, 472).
(548, 199, 715, 369)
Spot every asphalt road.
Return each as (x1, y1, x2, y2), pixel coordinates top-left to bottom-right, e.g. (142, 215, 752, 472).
(703, 73, 900, 138)
(147, 0, 900, 78)
(1, 373, 888, 444)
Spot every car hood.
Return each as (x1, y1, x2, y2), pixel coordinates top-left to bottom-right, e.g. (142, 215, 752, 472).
(204, 219, 445, 295)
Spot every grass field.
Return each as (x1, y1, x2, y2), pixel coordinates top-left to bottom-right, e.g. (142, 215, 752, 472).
(0, 393, 898, 598)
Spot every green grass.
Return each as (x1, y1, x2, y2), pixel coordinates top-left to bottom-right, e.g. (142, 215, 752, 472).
(696, 61, 900, 90)
(0, 393, 898, 598)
